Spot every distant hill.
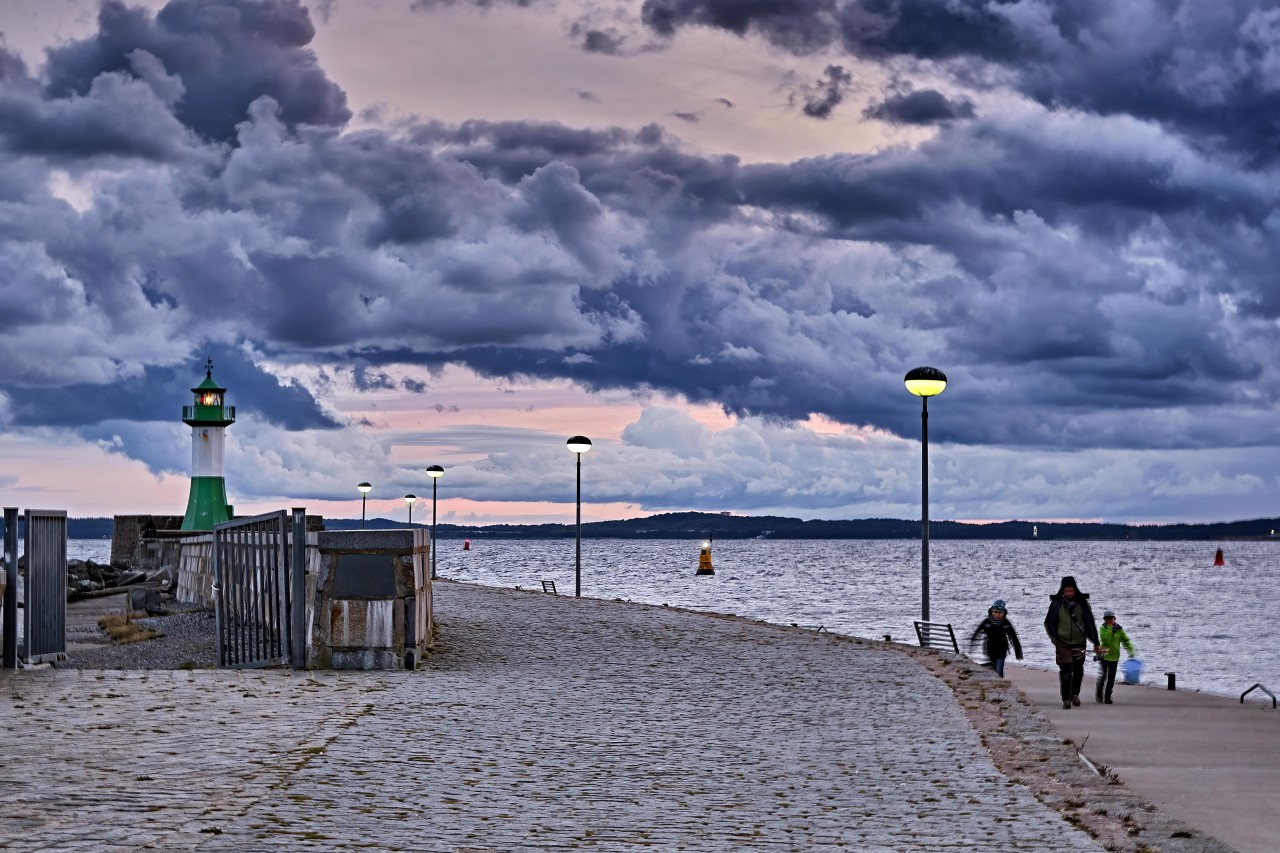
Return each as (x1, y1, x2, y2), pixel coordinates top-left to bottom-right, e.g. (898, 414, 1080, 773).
(67, 517, 114, 538)
(62, 512, 1278, 541)
(313, 511, 1280, 541)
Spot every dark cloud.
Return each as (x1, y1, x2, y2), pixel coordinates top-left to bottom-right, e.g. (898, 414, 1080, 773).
(42, 0, 349, 144)
(638, 0, 1280, 166)
(792, 64, 853, 119)
(642, 0, 841, 54)
(4, 0, 1280, 484)
(401, 377, 429, 393)
(411, 0, 538, 8)
(713, 97, 734, 108)
(576, 27, 627, 55)
(672, 111, 699, 123)
(864, 88, 975, 125)
(5, 346, 337, 430)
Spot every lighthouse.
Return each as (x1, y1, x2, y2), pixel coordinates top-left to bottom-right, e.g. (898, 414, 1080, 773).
(180, 358, 235, 530)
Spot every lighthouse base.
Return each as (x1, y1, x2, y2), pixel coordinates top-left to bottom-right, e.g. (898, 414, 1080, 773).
(182, 476, 233, 531)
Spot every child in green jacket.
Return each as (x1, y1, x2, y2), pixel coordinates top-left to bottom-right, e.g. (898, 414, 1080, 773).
(1095, 609, 1136, 704)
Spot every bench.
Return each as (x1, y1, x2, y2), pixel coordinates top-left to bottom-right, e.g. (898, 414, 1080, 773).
(913, 620, 959, 653)
(540, 580, 557, 595)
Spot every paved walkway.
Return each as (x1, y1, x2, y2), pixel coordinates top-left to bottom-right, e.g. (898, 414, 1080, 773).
(0, 582, 1239, 852)
(1007, 664, 1279, 853)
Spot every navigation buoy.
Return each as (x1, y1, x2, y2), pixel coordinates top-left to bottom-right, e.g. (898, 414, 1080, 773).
(695, 540, 714, 576)
(463, 539, 471, 551)
(1213, 547, 1224, 566)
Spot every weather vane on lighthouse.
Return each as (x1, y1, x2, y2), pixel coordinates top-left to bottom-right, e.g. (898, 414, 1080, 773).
(180, 357, 236, 530)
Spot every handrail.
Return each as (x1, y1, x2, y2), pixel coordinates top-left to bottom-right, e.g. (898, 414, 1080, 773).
(1240, 683, 1276, 709)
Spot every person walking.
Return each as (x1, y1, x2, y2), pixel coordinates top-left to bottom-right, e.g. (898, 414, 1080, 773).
(1043, 576, 1100, 709)
(1095, 609, 1136, 704)
(969, 599, 1023, 677)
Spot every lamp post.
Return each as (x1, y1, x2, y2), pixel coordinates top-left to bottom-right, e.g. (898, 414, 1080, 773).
(904, 366, 947, 621)
(426, 465, 444, 579)
(404, 494, 417, 526)
(357, 482, 372, 529)
(566, 436, 592, 597)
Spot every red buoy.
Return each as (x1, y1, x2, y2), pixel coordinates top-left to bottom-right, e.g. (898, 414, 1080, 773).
(463, 538, 471, 551)
(1213, 547, 1224, 566)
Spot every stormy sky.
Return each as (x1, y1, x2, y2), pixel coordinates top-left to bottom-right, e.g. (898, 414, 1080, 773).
(1, 0, 1278, 525)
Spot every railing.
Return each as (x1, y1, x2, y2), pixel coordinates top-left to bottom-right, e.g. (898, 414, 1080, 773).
(1241, 683, 1276, 709)
(181, 405, 235, 421)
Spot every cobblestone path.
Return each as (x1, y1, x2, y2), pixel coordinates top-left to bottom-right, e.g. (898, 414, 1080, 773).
(0, 581, 1103, 852)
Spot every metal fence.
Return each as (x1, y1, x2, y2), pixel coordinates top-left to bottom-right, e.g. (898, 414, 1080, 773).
(213, 509, 306, 669)
(2, 507, 17, 668)
(22, 509, 67, 665)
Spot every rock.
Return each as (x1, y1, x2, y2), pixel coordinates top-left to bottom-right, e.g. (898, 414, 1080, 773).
(117, 571, 148, 586)
(147, 566, 175, 588)
(130, 587, 166, 616)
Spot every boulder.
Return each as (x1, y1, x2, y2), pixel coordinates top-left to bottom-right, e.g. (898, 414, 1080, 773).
(129, 587, 166, 616)
(147, 566, 176, 588)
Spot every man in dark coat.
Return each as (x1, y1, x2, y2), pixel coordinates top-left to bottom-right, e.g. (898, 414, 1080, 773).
(1043, 576, 1101, 709)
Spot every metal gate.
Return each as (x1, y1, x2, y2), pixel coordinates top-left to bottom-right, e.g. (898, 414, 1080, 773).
(22, 509, 68, 665)
(2, 507, 18, 668)
(213, 509, 306, 669)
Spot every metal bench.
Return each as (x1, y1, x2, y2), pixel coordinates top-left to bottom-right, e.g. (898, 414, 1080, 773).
(913, 620, 959, 653)
(540, 580, 557, 595)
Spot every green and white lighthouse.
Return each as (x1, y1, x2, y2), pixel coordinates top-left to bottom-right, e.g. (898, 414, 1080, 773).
(181, 358, 235, 531)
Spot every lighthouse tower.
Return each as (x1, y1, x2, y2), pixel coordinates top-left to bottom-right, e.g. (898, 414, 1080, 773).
(180, 358, 236, 531)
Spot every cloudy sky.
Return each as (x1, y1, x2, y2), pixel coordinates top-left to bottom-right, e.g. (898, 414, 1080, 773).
(1, 0, 1279, 526)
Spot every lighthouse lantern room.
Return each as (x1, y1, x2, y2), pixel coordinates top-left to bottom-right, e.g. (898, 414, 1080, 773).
(181, 358, 236, 531)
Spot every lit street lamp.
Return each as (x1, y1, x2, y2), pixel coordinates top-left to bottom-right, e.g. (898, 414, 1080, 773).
(405, 494, 417, 526)
(426, 465, 444, 579)
(357, 482, 372, 529)
(904, 366, 947, 621)
(566, 436, 592, 597)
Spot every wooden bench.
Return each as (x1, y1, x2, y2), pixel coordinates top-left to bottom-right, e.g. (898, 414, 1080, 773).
(913, 620, 959, 653)
(540, 580, 557, 595)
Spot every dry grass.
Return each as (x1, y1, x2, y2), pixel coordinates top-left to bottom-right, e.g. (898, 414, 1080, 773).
(98, 613, 161, 644)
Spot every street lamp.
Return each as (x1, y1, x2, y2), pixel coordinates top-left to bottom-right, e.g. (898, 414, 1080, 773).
(566, 436, 592, 597)
(426, 465, 444, 579)
(404, 494, 417, 526)
(904, 366, 947, 621)
(357, 482, 372, 529)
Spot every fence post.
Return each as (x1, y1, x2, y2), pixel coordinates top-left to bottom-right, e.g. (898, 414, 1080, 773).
(291, 508, 306, 669)
(2, 507, 17, 668)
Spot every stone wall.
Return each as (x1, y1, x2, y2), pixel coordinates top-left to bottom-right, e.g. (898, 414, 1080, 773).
(311, 528, 432, 670)
(111, 515, 184, 568)
(175, 534, 214, 607)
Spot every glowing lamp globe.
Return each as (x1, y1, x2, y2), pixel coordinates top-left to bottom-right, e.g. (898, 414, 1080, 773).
(904, 366, 948, 398)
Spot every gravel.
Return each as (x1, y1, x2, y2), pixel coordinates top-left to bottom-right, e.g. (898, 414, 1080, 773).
(58, 602, 219, 670)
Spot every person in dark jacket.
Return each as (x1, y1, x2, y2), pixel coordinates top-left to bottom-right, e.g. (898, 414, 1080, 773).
(1043, 576, 1101, 709)
(969, 599, 1023, 677)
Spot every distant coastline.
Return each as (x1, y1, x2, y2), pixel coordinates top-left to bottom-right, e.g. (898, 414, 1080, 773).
(66, 511, 1280, 542)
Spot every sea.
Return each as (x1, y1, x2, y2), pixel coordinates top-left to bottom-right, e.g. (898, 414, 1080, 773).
(67, 536, 1276, 700)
